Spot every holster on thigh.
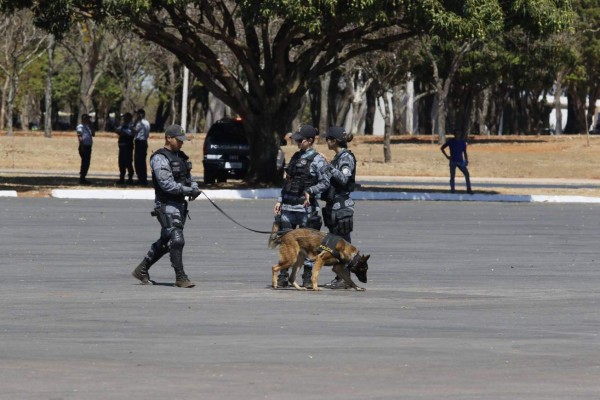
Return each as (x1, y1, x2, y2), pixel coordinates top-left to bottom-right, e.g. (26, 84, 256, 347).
(151, 206, 170, 228)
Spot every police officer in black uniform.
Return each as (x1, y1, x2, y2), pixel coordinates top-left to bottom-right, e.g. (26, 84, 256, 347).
(131, 124, 201, 288)
(274, 125, 330, 288)
(322, 126, 357, 289)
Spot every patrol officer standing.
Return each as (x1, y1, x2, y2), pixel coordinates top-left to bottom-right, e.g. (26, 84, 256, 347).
(273, 125, 330, 288)
(115, 112, 135, 185)
(322, 126, 357, 289)
(132, 124, 201, 288)
(133, 108, 151, 185)
(76, 114, 94, 185)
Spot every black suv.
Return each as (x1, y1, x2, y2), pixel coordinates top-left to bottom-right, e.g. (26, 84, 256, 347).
(202, 118, 285, 184)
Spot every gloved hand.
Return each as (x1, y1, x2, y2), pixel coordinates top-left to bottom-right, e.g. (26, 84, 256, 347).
(182, 185, 201, 200)
(190, 182, 201, 201)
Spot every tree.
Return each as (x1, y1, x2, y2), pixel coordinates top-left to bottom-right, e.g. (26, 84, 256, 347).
(0, 9, 47, 135)
(5, 0, 573, 183)
(44, 34, 56, 137)
(59, 20, 118, 122)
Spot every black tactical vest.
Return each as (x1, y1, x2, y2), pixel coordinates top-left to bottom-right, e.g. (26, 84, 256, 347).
(281, 151, 318, 205)
(331, 150, 356, 193)
(151, 148, 192, 203)
(323, 150, 356, 204)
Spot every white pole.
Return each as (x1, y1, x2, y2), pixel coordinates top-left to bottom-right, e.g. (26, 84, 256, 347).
(181, 66, 189, 132)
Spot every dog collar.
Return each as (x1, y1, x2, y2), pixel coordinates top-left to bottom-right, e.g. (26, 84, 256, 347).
(346, 252, 362, 272)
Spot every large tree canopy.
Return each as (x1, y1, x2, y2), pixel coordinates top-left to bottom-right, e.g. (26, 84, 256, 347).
(1, 0, 573, 183)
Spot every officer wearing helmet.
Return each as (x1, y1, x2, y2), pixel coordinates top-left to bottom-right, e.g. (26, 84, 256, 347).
(131, 124, 201, 288)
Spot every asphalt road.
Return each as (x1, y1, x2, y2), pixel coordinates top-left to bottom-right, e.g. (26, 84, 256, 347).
(1, 198, 599, 399)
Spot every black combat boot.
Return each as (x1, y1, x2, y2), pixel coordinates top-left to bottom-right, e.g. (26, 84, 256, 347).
(170, 246, 195, 288)
(277, 271, 289, 288)
(302, 268, 313, 289)
(174, 268, 195, 288)
(131, 260, 151, 285)
(325, 276, 349, 289)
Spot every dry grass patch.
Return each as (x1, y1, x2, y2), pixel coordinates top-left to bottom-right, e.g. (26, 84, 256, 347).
(1, 131, 600, 197)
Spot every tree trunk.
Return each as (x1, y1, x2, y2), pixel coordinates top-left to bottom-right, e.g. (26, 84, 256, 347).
(6, 71, 18, 136)
(44, 35, 55, 137)
(244, 111, 290, 184)
(554, 72, 564, 135)
(363, 86, 375, 135)
(318, 72, 330, 134)
(349, 71, 373, 135)
(390, 84, 403, 134)
(379, 96, 392, 162)
(437, 91, 447, 144)
(0, 77, 8, 131)
(564, 90, 587, 134)
(478, 87, 490, 135)
(79, 60, 94, 120)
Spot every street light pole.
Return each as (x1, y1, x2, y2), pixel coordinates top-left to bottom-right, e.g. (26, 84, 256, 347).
(181, 66, 189, 132)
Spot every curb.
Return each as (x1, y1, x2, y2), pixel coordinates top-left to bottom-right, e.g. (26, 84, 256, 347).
(44, 188, 600, 203)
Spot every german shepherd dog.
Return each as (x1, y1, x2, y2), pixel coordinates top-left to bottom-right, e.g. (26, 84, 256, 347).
(268, 222, 370, 291)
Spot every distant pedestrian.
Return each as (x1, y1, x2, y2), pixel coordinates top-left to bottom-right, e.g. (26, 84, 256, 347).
(441, 131, 473, 194)
(76, 114, 94, 185)
(115, 112, 135, 185)
(133, 108, 151, 185)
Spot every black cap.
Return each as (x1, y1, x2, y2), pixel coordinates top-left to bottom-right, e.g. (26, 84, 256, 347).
(326, 126, 346, 141)
(165, 124, 188, 141)
(292, 125, 317, 141)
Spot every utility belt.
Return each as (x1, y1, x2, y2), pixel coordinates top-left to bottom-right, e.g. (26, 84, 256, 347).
(282, 194, 307, 206)
(326, 194, 353, 209)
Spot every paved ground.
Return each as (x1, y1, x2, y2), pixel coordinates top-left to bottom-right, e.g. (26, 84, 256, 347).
(1, 198, 599, 399)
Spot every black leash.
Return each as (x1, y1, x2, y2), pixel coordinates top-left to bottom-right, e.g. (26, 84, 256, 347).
(200, 191, 273, 234)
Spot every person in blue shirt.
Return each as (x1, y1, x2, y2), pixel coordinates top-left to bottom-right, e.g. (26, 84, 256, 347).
(440, 131, 473, 194)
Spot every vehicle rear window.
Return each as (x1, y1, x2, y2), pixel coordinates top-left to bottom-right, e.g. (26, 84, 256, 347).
(207, 123, 247, 144)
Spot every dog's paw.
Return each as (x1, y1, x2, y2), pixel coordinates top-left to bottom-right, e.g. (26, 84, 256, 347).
(312, 286, 322, 291)
(355, 287, 366, 291)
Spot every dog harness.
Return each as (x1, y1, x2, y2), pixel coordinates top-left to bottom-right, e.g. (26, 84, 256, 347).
(319, 233, 342, 260)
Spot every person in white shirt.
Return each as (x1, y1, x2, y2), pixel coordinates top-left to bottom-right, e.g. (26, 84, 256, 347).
(76, 114, 94, 185)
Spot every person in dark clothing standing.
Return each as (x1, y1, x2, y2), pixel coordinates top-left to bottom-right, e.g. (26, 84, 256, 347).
(273, 125, 330, 289)
(321, 126, 357, 289)
(131, 124, 201, 288)
(441, 131, 473, 194)
(133, 108, 151, 185)
(115, 112, 135, 185)
(76, 113, 94, 185)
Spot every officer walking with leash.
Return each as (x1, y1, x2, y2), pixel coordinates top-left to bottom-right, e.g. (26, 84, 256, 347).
(131, 124, 201, 288)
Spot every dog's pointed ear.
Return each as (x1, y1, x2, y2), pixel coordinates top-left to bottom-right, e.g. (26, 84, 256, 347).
(363, 254, 370, 261)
